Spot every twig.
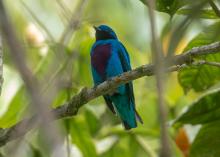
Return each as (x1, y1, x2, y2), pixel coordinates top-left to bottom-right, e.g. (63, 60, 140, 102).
(209, 0, 220, 17)
(0, 0, 62, 152)
(21, 1, 55, 42)
(0, 41, 220, 146)
(194, 60, 220, 67)
(0, 33, 3, 94)
(147, 0, 171, 156)
(59, 0, 87, 45)
(0, 0, 42, 113)
(167, 1, 208, 56)
(173, 41, 220, 64)
(56, 0, 72, 22)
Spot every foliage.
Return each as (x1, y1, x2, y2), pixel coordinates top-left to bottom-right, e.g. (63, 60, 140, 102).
(0, 0, 220, 157)
(178, 22, 220, 93)
(175, 89, 220, 125)
(189, 121, 220, 157)
(140, 0, 190, 16)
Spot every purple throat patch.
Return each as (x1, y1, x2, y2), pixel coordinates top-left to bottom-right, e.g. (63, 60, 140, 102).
(91, 44, 112, 77)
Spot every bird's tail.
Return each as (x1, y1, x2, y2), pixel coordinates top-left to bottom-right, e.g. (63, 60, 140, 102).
(112, 94, 143, 130)
(122, 120, 134, 130)
(122, 109, 143, 130)
(135, 109, 143, 124)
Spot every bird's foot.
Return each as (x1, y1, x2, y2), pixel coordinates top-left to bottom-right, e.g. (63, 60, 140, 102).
(93, 84, 98, 90)
(106, 77, 113, 82)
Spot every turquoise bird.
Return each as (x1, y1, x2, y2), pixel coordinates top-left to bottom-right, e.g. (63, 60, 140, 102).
(90, 25, 143, 129)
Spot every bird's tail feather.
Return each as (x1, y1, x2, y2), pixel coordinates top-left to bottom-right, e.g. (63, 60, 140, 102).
(111, 94, 143, 130)
(122, 109, 143, 130)
(122, 121, 134, 130)
(135, 109, 143, 124)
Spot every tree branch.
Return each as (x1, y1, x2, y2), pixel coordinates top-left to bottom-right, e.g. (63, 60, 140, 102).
(0, 33, 3, 94)
(0, 41, 220, 146)
(209, 0, 220, 18)
(195, 60, 220, 67)
(147, 0, 171, 156)
(0, 0, 63, 151)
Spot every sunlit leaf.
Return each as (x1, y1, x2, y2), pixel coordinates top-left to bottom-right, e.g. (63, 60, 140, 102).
(101, 135, 148, 157)
(69, 117, 97, 157)
(0, 87, 28, 128)
(139, 0, 190, 16)
(84, 107, 101, 135)
(29, 143, 44, 157)
(178, 22, 220, 93)
(177, 9, 219, 19)
(189, 121, 220, 157)
(95, 136, 118, 155)
(175, 89, 220, 125)
(0, 48, 60, 128)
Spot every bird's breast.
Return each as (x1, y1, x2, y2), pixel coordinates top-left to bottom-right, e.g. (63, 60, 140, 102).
(91, 44, 112, 78)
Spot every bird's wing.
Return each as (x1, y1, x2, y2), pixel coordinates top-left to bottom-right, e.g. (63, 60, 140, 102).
(90, 42, 112, 85)
(91, 67, 102, 86)
(117, 43, 134, 102)
(118, 43, 131, 70)
(103, 95, 116, 114)
(91, 41, 117, 114)
(118, 42, 143, 124)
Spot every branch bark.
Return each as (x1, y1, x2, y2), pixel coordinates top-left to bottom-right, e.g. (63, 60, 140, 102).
(147, 0, 171, 156)
(0, 41, 220, 146)
(0, 33, 3, 94)
(0, 0, 63, 152)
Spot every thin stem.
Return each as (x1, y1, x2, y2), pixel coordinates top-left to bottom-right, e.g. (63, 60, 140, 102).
(147, 0, 171, 156)
(194, 60, 220, 67)
(209, 0, 220, 17)
(0, 41, 220, 147)
(0, 1, 63, 154)
(56, 0, 72, 22)
(21, 1, 55, 42)
(59, 0, 87, 45)
(0, 33, 3, 94)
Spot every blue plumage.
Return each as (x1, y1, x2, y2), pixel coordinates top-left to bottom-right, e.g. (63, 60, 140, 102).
(90, 25, 143, 129)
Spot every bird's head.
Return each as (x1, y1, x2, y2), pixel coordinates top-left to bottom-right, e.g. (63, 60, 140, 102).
(94, 25, 118, 41)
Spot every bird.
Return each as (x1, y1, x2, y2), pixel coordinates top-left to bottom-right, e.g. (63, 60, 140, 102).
(90, 25, 143, 130)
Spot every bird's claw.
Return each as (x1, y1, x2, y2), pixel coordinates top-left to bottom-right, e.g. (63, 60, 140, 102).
(106, 78, 113, 82)
(93, 84, 98, 90)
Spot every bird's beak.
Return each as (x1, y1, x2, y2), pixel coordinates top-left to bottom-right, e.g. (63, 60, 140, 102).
(93, 26, 100, 31)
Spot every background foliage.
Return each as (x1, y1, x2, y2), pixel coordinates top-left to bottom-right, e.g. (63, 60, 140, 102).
(0, 0, 220, 157)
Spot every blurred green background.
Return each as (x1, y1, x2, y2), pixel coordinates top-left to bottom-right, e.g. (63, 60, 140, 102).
(1, 0, 220, 157)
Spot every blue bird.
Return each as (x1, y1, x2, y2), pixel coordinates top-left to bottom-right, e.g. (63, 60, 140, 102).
(90, 25, 143, 129)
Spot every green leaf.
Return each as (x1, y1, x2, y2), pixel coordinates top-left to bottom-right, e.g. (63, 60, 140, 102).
(0, 87, 28, 128)
(175, 89, 220, 125)
(177, 9, 219, 19)
(29, 143, 45, 157)
(189, 121, 220, 157)
(0, 47, 62, 128)
(140, 0, 189, 16)
(84, 107, 101, 135)
(0, 152, 4, 157)
(69, 117, 97, 157)
(101, 135, 149, 157)
(178, 22, 220, 93)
